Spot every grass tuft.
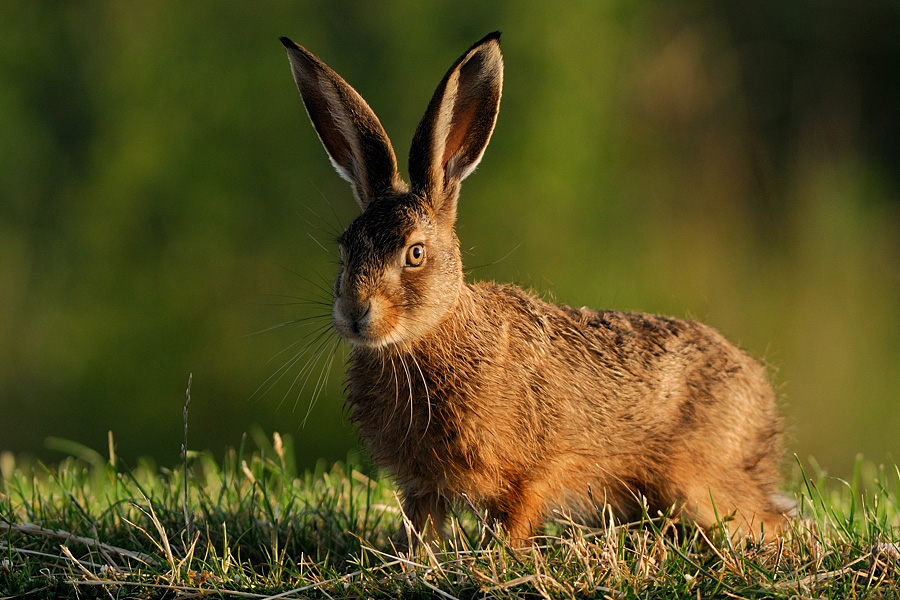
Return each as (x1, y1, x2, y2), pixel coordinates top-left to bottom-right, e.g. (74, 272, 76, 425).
(1, 437, 898, 598)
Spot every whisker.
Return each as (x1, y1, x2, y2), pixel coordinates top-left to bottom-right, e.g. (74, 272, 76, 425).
(249, 322, 334, 403)
(256, 292, 333, 307)
(254, 300, 332, 309)
(306, 230, 335, 256)
(269, 261, 335, 299)
(282, 327, 339, 412)
(464, 241, 524, 273)
(386, 353, 401, 426)
(397, 351, 415, 445)
(243, 314, 331, 338)
(298, 181, 346, 238)
(405, 338, 433, 441)
(296, 210, 342, 242)
(301, 335, 342, 426)
(263, 321, 334, 366)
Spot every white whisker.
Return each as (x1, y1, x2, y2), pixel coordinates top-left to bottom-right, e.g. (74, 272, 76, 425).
(301, 336, 341, 426)
(285, 329, 339, 413)
(400, 334, 433, 442)
(387, 353, 401, 425)
(249, 322, 334, 403)
(245, 314, 331, 339)
(396, 350, 415, 445)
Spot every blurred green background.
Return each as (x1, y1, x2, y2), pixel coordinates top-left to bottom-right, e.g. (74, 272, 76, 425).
(1, 1, 898, 478)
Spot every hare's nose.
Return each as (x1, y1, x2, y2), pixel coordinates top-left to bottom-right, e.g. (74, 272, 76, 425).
(350, 302, 372, 336)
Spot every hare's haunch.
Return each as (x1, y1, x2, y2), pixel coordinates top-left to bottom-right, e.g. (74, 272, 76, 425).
(280, 32, 792, 543)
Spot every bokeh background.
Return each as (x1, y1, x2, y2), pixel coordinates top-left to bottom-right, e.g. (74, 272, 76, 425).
(2, 1, 898, 478)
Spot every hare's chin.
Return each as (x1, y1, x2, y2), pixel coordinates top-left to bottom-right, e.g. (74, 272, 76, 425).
(339, 330, 410, 350)
(332, 317, 410, 349)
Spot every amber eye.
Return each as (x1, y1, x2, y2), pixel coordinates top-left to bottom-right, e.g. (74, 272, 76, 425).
(405, 243, 426, 267)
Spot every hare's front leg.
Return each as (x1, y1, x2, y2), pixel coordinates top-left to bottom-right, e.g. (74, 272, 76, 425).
(489, 487, 544, 546)
(400, 491, 447, 545)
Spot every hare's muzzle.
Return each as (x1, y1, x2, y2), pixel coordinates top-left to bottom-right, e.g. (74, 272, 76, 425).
(333, 297, 366, 335)
(332, 295, 394, 348)
(347, 301, 371, 337)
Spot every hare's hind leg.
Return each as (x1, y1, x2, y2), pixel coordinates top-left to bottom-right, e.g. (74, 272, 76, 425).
(675, 474, 792, 541)
(708, 499, 793, 541)
(669, 353, 791, 539)
(664, 434, 792, 540)
(731, 492, 795, 540)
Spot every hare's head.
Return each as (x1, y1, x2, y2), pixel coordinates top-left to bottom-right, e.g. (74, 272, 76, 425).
(282, 33, 503, 348)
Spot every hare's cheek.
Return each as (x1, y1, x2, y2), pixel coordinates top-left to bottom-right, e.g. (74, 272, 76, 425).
(369, 296, 401, 340)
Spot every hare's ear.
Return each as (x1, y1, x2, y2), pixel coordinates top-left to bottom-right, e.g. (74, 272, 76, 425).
(409, 32, 503, 217)
(281, 37, 402, 210)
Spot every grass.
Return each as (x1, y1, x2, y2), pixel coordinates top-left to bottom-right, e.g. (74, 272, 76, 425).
(1, 432, 898, 599)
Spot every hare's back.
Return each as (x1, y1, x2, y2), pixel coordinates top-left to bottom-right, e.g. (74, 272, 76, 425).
(470, 282, 771, 403)
(551, 303, 759, 375)
(480, 284, 773, 409)
(550, 302, 777, 431)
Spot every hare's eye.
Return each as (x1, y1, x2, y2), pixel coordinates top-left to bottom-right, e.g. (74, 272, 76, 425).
(405, 243, 426, 267)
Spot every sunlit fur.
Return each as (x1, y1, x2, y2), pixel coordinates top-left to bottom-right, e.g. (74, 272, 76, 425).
(281, 32, 793, 545)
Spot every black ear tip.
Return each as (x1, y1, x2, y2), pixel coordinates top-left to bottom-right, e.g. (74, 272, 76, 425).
(467, 31, 501, 52)
(279, 36, 296, 49)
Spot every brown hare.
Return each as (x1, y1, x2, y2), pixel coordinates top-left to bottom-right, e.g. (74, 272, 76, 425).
(279, 32, 793, 545)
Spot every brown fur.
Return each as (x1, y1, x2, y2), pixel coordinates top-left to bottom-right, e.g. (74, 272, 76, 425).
(280, 32, 793, 544)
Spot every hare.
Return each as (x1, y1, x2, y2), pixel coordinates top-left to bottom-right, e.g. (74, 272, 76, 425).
(279, 32, 793, 544)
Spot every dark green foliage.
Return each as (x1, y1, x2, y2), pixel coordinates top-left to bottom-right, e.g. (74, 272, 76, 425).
(1, 2, 898, 478)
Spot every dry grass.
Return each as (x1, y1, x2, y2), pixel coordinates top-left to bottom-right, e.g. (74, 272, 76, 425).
(1, 432, 898, 599)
